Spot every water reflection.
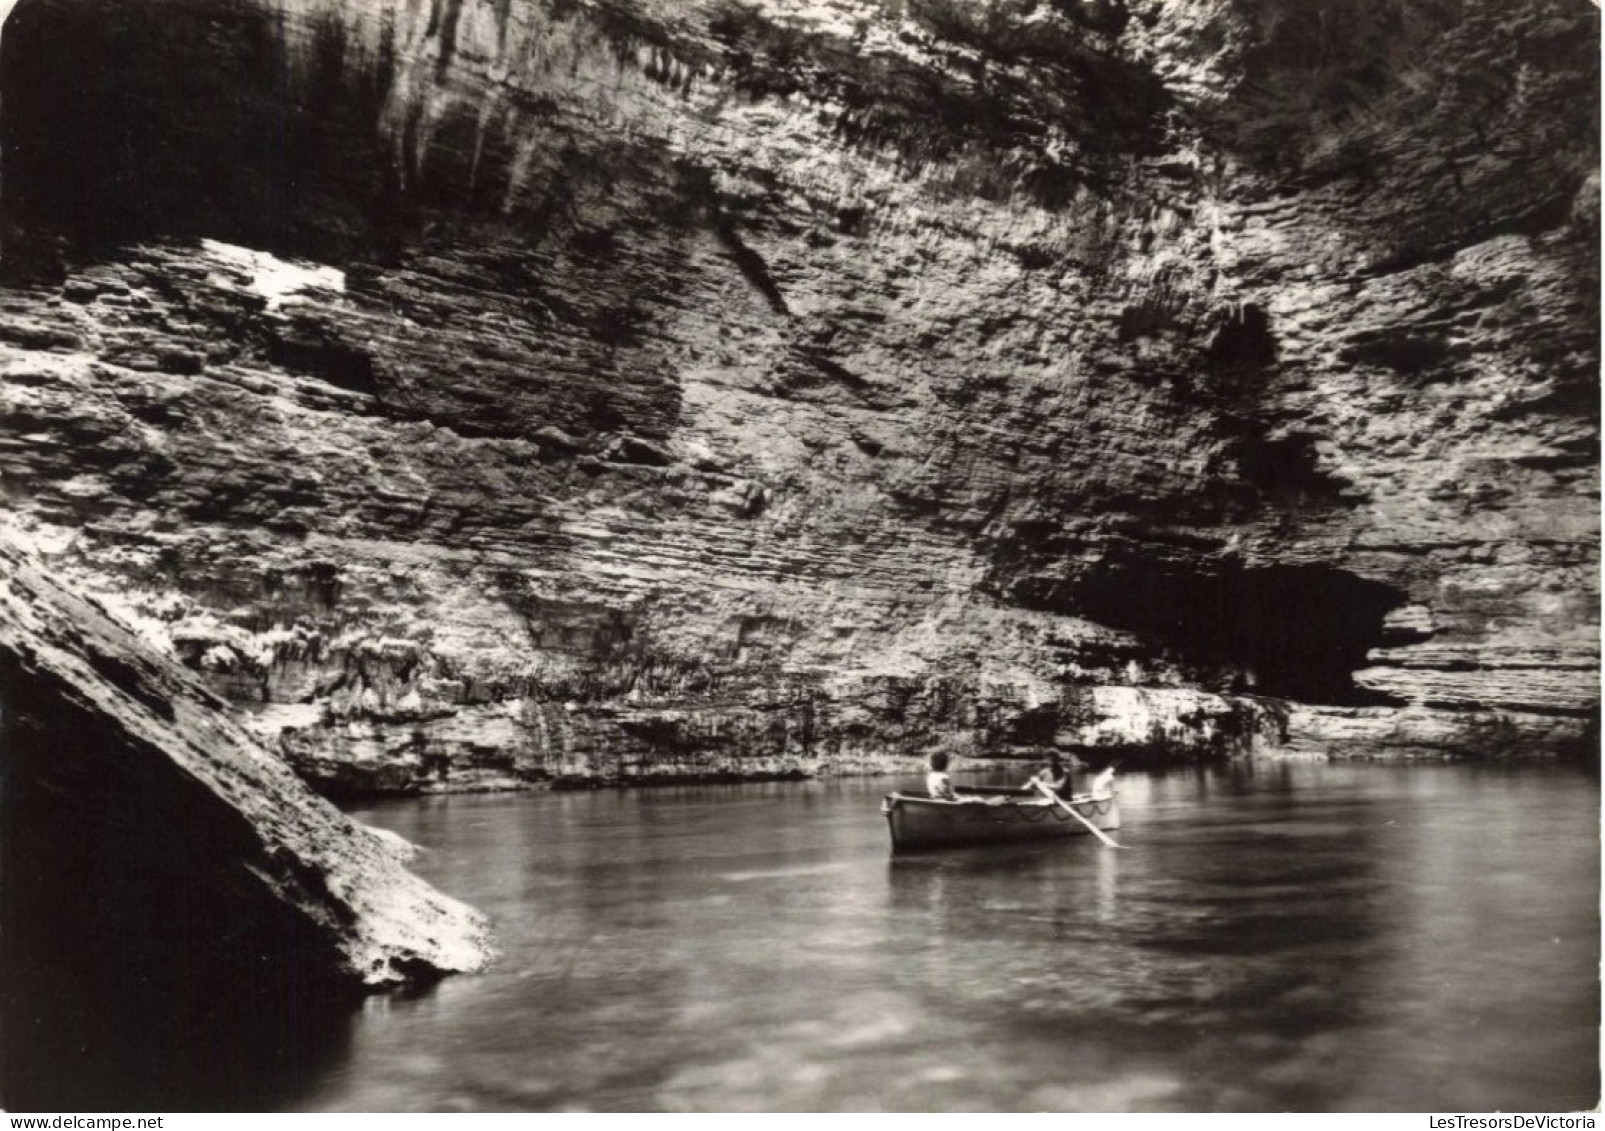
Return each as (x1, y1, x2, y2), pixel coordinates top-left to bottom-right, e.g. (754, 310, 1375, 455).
(305, 762, 1597, 1112)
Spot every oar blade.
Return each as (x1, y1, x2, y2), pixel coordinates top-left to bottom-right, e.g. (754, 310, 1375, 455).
(1032, 780, 1125, 849)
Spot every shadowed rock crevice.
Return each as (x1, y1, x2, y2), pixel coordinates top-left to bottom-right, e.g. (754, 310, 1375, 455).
(1226, 429, 1356, 507)
(697, 184, 791, 316)
(267, 324, 383, 396)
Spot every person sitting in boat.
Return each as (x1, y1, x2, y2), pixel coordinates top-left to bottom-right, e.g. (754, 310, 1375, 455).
(1091, 764, 1117, 799)
(1027, 752, 1073, 798)
(926, 751, 961, 801)
(926, 752, 1007, 804)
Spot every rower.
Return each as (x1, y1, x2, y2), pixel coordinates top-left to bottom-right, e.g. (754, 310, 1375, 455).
(1027, 751, 1072, 798)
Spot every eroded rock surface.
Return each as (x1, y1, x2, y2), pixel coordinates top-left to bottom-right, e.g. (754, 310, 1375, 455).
(0, 535, 491, 1103)
(0, 0, 1595, 790)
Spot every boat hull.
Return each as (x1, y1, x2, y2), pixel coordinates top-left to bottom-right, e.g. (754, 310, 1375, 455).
(881, 792, 1120, 850)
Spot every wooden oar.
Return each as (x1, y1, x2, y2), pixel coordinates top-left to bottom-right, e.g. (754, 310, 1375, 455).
(1032, 780, 1125, 849)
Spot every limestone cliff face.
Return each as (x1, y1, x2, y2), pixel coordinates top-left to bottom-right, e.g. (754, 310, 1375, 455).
(0, 0, 1595, 791)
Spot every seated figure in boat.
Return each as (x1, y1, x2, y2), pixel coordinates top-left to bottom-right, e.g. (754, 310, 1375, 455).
(1091, 764, 1117, 799)
(926, 751, 961, 801)
(1027, 751, 1073, 798)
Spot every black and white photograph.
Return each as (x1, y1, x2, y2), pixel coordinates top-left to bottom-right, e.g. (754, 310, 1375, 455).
(0, 0, 1597, 1114)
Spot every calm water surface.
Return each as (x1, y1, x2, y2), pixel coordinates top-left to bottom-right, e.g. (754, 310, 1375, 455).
(308, 762, 1597, 1112)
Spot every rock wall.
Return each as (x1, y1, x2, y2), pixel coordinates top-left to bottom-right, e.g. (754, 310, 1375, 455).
(0, 0, 1595, 791)
(0, 537, 491, 1105)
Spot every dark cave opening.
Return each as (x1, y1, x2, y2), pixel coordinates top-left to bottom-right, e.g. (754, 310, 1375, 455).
(1025, 558, 1409, 705)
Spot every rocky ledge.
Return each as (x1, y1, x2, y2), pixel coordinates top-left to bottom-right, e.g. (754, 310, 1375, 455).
(0, 536, 491, 1105)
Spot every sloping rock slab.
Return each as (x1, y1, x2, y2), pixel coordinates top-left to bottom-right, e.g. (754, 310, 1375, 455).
(0, 537, 492, 1105)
